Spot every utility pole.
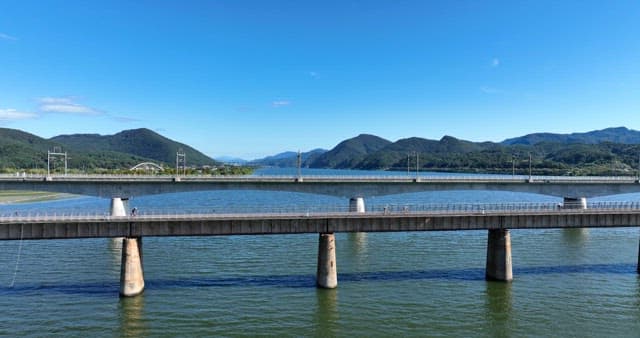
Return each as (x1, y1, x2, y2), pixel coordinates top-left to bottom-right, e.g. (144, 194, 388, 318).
(176, 149, 186, 175)
(297, 150, 302, 180)
(416, 152, 419, 179)
(528, 152, 532, 181)
(407, 154, 410, 176)
(47, 147, 67, 176)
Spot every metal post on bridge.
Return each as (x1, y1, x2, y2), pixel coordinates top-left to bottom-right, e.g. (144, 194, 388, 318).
(528, 152, 532, 182)
(47, 147, 68, 176)
(176, 149, 186, 176)
(297, 150, 302, 182)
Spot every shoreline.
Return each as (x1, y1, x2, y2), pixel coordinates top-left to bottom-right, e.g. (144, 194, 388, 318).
(0, 191, 75, 204)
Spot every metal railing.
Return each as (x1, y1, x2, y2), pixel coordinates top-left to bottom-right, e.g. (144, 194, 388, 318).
(2, 201, 640, 222)
(1, 173, 638, 183)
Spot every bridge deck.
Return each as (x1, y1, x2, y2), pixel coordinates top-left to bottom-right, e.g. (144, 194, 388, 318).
(2, 174, 640, 198)
(2, 209, 640, 240)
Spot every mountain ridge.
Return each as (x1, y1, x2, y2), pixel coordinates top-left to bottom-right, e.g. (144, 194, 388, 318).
(0, 127, 218, 171)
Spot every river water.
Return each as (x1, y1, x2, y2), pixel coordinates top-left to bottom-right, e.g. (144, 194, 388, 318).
(1, 168, 640, 337)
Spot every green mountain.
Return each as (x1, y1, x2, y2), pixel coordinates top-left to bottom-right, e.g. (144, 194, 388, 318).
(0, 127, 217, 172)
(502, 127, 640, 145)
(51, 128, 217, 167)
(309, 134, 392, 169)
(0, 128, 59, 169)
(249, 148, 327, 167)
(307, 128, 640, 176)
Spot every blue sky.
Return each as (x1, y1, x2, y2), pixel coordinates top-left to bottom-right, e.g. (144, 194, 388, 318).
(1, 1, 639, 159)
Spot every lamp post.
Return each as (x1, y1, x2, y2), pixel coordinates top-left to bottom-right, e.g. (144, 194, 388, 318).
(512, 155, 516, 177)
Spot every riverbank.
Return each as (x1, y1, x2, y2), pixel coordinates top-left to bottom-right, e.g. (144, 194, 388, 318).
(0, 190, 74, 204)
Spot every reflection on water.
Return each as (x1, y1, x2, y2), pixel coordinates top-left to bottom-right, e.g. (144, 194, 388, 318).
(314, 288, 338, 337)
(118, 293, 147, 338)
(108, 238, 123, 267)
(346, 233, 368, 254)
(562, 228, 589, 247)
(485, 282, 513, 338)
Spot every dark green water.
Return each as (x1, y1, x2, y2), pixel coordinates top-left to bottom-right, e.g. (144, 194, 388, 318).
(1, 169, 640, 337)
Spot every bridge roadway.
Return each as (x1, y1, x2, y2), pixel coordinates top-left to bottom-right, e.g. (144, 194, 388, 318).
(2, 174, 640, 198)
(2, 204, 640, 297)
(2, 204, 640, 240)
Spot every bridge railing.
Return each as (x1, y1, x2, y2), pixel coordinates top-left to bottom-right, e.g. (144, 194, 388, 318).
(2, 201, 640, 222)
(1, 173, 638, 182)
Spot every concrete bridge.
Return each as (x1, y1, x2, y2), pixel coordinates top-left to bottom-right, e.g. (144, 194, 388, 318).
(3, 173, 640, 214)
(2, 174, 640, 199)
(2, 203, 640, 297)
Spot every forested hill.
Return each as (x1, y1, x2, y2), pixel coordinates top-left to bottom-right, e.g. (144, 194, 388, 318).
(304, 128, 640, 176)
(308, 134, 392, 169)
(501, 127, 640, 145)
(51, 128, 216, 166)
(0, 128, 217, 171)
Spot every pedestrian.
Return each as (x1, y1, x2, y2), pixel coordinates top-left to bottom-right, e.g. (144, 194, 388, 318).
(131, 207, 138, 216)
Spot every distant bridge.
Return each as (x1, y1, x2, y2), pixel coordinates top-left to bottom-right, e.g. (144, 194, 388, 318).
(1, 174, 640, 199)
(129, 162, 163, 172)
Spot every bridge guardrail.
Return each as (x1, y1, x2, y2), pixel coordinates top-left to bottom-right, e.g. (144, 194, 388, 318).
(1, 173, 638, 183)
(2, 201, 640, 222)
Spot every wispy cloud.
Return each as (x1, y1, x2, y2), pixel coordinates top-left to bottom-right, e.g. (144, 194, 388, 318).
(110, 115, 141, 123)
(38, 97, 101, 115)
(272, 100, 291, 107)
(0, 108, 37, 121)
(491, 58, 500, 67)
(309, 71, 318, 78)
(0, 33, 17, 41)
(480, 86, 503, 94)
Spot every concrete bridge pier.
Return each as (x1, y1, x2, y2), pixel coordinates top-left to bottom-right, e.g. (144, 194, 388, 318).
(349, 197, 365, 213)
(110, 197, 130, 217)
(637, 238, 640, 274)
(120, 237, 145, 297)
(316, 233, 337, 288)
(486, 229, 513, 282)
(562, 197, 587, 209)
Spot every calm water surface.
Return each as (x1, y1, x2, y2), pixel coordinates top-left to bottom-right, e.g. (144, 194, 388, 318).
(1, 168, 640, 337)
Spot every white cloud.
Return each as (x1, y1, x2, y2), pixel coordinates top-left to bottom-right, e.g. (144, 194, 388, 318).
(0, 33, 17, 41)
(0, 109, 37, 121)
(272, 100, 291, 107)
(110, 115, 141, 123)
(38, 97, 100, 115)
(480, 86, 503, 94)
(492, 58, 500, 67)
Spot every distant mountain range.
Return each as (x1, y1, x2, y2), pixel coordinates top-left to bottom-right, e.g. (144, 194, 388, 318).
(248, 127, 640, 176)
(248, 149, 327, 167)
(501, 127, 640, 145)
(4, 126, 640, 176)
(0, 128, 217, 171)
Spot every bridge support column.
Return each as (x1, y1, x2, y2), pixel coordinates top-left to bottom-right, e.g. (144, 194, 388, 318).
(486, 229, 513, 282)
(120, 237, 145, 297)
(317, 233, 337, 289)
(110, 197, 129, 216)
(563, 197, 587, 209)
(349, 197, 365, 213)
